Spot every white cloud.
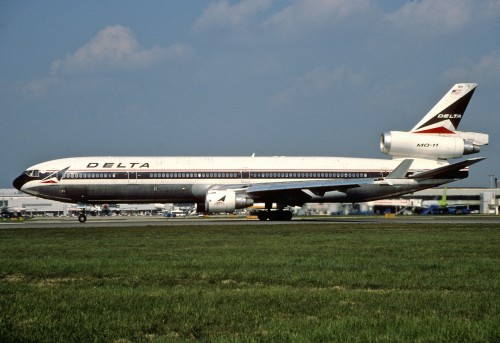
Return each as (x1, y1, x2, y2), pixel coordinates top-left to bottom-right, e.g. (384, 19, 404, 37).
(262, 0, 371, 37)
(443, 51, 500, 84)
(385, 0, 500, 34)
(21, 77, 58, 98)
(388, 0, 469, 31)
(194, 0, 272, 30)
(270, 66, 363, 106)
(50, 25, 191, 75)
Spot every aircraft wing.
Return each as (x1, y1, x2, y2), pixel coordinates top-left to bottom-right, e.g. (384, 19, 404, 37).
(410, 157, 486, 180)
(246, 178, 375, 205)
(244, 158, 485, 205)
(245, 158, 413, 205)
(247, 178, 374, 195)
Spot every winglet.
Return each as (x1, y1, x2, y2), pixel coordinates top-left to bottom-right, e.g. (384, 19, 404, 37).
(386, 159, 413, 179)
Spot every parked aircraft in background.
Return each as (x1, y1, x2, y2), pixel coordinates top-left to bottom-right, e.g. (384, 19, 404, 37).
(1, 206, 23, 218)
(420, 187, 471, 215)
(13, 83, 488, 222)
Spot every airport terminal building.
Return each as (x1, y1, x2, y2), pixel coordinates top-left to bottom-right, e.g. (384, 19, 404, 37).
(303, 188, 499, 216)
(0, 189, 165, 217)
(1, 187, 498, 217)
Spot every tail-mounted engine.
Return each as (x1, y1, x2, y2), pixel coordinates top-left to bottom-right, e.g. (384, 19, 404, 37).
(197, 189, 254, 213)
(380, 131, 488, 159)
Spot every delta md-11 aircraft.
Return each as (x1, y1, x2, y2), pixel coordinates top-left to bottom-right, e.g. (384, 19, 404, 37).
(13, 83, 488, 222)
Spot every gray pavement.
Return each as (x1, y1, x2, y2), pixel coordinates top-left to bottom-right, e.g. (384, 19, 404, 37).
(1, 214, 500, 229)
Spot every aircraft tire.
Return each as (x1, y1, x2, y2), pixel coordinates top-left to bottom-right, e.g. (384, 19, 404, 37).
(283, 210, 293, 221)
(268, 211, 279, 221)
(257, 211, 268, 221)
(78, 213, 87, 223)
(268, 210, 293, 221)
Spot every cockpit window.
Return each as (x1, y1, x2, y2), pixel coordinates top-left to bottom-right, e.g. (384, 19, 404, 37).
(25, 170, 40, 178)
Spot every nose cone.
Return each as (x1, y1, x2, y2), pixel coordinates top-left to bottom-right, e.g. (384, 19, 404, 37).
(13, 174, 28, 191)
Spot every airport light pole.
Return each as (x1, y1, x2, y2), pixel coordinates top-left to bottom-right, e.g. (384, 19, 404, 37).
(489, 174, 499, 215)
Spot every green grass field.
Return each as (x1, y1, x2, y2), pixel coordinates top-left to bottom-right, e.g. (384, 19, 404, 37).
(1, 223, 499, 342)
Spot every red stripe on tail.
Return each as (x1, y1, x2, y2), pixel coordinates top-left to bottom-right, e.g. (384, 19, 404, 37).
(413, 127, 456, 134)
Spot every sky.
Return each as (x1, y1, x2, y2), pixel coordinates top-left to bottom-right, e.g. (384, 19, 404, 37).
(1, 0, 499, 189)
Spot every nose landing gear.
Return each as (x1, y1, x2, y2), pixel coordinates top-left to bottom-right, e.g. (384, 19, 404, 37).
(78, 209, 87, 223)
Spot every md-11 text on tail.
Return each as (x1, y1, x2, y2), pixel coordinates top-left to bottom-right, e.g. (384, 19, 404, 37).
(13, 83, 488, 222)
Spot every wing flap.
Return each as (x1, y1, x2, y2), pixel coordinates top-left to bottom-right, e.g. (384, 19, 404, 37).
(247, 178, 373, 198)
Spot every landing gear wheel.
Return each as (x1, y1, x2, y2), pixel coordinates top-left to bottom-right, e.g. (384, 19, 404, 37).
(257, 211, 268, 221)
(268, 210, 293, 221)
(78, 213, 87, 223)
(257, 208, 293, 221)
(268, 211, 280, 221)
(283, 210, 293, 221)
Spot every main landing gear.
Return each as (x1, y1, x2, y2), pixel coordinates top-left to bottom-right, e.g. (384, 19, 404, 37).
(257, 209, 293, 221)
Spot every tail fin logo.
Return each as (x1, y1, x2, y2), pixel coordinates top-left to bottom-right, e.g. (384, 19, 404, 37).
(437, 114, 461, 119)
(411, 83, 476, 134)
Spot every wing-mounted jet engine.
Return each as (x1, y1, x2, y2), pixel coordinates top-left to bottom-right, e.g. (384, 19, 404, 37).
(197, 189, 254, 213)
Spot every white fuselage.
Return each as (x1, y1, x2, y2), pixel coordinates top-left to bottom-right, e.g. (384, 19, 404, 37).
(14, 155, 455, 205)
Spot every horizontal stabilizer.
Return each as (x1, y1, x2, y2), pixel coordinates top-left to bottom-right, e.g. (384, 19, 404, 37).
(410, 157, 486, 180)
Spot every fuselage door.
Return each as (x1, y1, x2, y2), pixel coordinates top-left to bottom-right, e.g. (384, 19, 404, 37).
(241, 168, 250, 183)
(128, 171, 138, 184)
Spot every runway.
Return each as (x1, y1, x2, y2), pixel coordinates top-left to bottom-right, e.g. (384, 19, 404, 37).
(1, 214, 500, 229)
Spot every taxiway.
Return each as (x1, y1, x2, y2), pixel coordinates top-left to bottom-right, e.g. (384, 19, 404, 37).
(1, 215, 499, 229)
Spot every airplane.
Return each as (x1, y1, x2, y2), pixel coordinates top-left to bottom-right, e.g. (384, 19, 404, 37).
(13, 83, 488, 223)
(420, 186, 449, 214)
(420, 187, 471, 215)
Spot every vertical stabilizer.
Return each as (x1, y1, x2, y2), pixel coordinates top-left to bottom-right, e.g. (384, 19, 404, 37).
(411, 83, 476, 134)
(438, 187, 447, 207)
